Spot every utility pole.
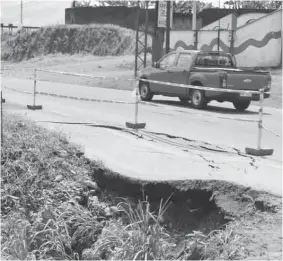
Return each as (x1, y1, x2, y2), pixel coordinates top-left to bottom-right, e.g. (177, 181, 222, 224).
(192, 0, 197, 30)
(20, 0, 23, 25)
(165, 0, 171, 54)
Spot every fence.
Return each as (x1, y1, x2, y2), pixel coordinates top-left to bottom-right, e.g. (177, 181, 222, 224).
(1, 23, 41, 35)
(1, 68, 279, 157)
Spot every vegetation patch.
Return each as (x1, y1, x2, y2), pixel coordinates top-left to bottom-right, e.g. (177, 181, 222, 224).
(1, 24, 136, 62)
(1, 113, 281, 260)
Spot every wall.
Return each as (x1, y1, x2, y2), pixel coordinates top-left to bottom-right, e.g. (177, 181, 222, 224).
(197, 8, 274, 28)
(173, 16, 202, 30)
(65, 6, 202, 32)
(168, 9, 281, 68)
(236, 13, 268, 28)
(198, 30, 230, 52)
(170, 30, 195, 51)
(201, 11, 272, 30)
(201, 14, 233, 30)
(65, 7, 275, 32)
(168, 30, 230, 53)
(234, 9, 282, 67)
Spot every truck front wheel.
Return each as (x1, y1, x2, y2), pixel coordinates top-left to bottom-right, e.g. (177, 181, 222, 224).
(139, 81, 153, 101)
(233, 100, 251, 112)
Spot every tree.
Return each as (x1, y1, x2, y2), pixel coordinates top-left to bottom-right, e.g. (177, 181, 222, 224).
(96, 1, 156, 8)
(71, 0, 92, 7)
(174, 1, 214, 13)
(74, 0, 215, 11)
(224, 0, 282, 9)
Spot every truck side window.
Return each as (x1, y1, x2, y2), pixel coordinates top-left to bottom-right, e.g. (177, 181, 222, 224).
(159, 53, 176, 69)
(176, 53, 192, 68)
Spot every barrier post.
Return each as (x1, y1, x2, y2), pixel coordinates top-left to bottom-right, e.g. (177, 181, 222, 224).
(1, 89, 5, 103)
(125, 80, 146, 130)
(245, 88, 273, 156)
(27, 69, 42, 110)
(1, 91, 3, 146)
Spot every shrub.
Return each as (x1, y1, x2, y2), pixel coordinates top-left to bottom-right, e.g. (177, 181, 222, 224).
(1, 24, 136, 61)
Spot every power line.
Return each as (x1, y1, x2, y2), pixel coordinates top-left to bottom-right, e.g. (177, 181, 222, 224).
(22, 1, 39, 7)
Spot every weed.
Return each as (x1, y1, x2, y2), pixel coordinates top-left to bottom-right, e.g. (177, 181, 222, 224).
(89, 197, 175, 260)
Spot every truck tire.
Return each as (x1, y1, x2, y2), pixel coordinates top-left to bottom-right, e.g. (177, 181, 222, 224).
(233, 100, 251, 112)
(139, 81, 153, 101)
(191, 89, 207, 109)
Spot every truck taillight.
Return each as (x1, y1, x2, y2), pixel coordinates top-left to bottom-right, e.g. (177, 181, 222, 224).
(267, 74, 272, 89)
(222, 78, 227, 88)
(220, 72, 228, 88)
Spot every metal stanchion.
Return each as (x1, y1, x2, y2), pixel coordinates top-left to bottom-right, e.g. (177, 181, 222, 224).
(245, 88, 274, 156)
(1, 92, 5, 103)
(1, 91, 3, 146)
(27, 69, 42, 110)
(125, 80, 146, 129)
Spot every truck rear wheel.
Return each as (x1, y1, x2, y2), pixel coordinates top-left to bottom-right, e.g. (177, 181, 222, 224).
(191, 89, 207, 109)
(233, 100, 251, 112)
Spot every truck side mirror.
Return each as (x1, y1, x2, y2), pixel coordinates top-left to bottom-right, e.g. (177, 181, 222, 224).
(152, 62, 159, 68)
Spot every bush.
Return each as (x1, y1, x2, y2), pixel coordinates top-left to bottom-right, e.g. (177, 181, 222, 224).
(1, 24, 136, 62)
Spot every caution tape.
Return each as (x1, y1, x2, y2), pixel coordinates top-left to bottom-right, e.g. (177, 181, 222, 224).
(138, 78, 262, 94)
(2, 85, 134, 104)
(262, 125, 281, 137)
(37, 69, 135, 81)
(37, 69, 264, 95)
(3, 84, 258, 124)
(140, 100, 258, 123)
(36, 91, 135, 105)
(2, 85, 33, 95)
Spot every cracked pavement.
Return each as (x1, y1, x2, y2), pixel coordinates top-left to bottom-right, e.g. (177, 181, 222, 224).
(2, 77, 282, 195)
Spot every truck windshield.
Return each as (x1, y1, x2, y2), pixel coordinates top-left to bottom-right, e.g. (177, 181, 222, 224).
(194, 53, 235, 68)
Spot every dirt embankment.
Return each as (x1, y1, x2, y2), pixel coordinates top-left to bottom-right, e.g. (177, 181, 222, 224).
(1, 24, 136, 62)
(1, 112, 282, 260)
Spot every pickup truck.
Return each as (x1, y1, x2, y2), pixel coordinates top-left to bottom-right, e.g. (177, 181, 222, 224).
(137, 50, 271, 111)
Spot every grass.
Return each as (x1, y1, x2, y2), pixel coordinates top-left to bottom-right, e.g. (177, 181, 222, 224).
(1, 24, 137, 62)
(1, 112, 281, 260)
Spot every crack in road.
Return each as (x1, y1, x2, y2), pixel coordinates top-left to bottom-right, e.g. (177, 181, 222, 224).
(140, 131, 258, 169)
(38, 120, 258, 169)
(232, 147, 258, 169)
(146, 131, 237, 154)
(197, 154, 220, 170)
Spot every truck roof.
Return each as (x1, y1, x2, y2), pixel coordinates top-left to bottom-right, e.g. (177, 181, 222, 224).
(176, 50, 230, 55)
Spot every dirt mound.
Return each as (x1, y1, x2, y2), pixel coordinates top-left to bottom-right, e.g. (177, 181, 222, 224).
(1, 24, 136, 62)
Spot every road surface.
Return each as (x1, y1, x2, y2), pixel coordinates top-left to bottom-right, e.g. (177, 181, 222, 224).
(2, 77, 282, 196)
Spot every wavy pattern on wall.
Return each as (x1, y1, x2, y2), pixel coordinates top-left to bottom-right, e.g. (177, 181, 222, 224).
(172, 30, 281, 55)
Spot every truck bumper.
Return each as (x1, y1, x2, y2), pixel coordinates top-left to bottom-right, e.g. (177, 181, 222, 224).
(205, 91, 270, 102)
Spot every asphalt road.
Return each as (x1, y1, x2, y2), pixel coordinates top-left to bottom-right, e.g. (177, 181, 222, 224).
(2, 77, 282, 195)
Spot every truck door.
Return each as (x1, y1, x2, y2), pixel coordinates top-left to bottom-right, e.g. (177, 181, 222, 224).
(167, 52, 193, 96)
(149, 52, 177, 94)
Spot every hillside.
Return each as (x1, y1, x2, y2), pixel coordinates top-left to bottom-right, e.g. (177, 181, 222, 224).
(1, 24, 136, 61)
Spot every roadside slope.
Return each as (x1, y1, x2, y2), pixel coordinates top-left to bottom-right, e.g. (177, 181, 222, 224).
(1, 111, 281, 260)
(1, 24, 136, 62)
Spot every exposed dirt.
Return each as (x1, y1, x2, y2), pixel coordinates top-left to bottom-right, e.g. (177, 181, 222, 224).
(90, 164, 282, 260)
(1, 112, 282, 260)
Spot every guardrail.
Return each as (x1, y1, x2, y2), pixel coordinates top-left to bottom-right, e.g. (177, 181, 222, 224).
(2, 68, 278, 156)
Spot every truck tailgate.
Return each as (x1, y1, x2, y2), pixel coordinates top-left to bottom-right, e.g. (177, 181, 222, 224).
(227, 71, 270, 91)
